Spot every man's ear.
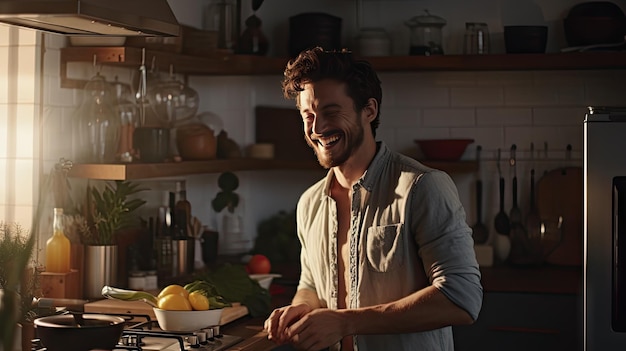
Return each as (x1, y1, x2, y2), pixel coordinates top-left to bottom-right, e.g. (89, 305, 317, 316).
(362, 98, 378, 122)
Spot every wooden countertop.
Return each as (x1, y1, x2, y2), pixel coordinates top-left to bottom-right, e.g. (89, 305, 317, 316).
(479, 264, 582, 295)
(221, 264, 582, 350)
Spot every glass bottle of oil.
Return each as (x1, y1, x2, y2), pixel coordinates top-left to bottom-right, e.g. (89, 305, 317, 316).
(45, 208, 71, 273)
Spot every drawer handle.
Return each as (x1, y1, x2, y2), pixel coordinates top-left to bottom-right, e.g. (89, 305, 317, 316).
(489, 326, 560, 334)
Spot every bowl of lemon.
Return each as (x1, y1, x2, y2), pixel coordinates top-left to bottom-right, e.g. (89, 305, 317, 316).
(101, 282, 226, 332)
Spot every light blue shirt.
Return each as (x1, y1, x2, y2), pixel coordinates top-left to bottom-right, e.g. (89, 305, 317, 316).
(296, 142, 483, 351)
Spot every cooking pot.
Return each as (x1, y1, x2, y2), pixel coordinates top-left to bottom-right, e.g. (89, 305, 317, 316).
(34, 313, 125, 351)
(564, 1, 626, 46)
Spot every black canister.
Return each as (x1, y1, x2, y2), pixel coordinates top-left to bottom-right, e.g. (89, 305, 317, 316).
(288, 12, 342, 57)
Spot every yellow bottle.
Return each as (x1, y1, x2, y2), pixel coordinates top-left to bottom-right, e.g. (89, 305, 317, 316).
(45, 207, 71, 273)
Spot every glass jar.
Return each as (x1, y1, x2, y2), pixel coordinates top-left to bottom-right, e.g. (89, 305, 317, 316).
(356, 28, 391, 57)
(464, 22, 490, 55)
(204, 0, 239, 51)
(72, 73, 120, 163)
(405, 10, 446, 56)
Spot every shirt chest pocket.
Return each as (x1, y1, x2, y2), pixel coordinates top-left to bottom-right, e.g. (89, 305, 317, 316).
(366, 224, 404, 272)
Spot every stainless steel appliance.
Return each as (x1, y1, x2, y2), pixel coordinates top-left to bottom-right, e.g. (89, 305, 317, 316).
(584, 106, 626, 350)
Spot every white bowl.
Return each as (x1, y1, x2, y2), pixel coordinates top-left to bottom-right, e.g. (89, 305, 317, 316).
(249, 274, 282, 290)
(152, 307, 223, 332)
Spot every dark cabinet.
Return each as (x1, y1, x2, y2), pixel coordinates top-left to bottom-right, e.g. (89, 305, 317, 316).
(453, 292, 582, 351)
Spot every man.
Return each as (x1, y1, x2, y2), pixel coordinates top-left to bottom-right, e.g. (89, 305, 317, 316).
(264, 47, 483, 351)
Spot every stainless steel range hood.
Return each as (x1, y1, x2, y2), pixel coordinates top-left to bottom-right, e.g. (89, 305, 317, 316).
(0, 0, 180, 36)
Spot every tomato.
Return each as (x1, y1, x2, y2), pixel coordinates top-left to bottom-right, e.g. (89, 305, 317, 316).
(247, 254, 271, 274)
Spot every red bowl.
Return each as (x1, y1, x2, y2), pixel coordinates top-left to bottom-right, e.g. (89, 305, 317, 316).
(414, 139, 474, 161)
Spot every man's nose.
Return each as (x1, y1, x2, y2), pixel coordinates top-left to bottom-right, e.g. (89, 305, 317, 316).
(312, 114, 326, 135)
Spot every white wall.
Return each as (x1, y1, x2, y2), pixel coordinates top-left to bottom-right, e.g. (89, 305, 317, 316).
(36, 0, 626, 254)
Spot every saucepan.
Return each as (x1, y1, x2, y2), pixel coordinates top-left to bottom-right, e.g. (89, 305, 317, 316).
(34, 312, 125, 351)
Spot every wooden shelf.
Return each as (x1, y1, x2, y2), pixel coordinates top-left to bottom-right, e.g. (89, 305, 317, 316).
(60, 46, 626, 88)
(66, 158, 476, 180)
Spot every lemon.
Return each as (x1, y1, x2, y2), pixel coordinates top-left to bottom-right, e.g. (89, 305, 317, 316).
(188, 291, 210, 311)
(157, 284, 189, 299)
(157, 293, 192, 311)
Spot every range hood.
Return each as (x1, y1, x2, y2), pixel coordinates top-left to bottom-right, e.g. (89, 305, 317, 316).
(0, 0, 180, 36)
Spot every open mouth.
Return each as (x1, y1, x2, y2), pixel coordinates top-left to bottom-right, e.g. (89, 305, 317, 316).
(314, 133, 342, 148)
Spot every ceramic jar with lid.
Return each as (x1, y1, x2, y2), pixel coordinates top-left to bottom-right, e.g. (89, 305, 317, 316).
(356, 28, 391, 57)
(405, 10, 447, 55)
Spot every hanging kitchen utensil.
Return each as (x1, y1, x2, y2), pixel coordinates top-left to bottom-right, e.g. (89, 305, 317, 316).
(536, 144, 583, 266)
(509, 144, 522, 225)
(494, 148, 511, 263)
(494, 148, 511, 235)
(471, 145, 489, 244)
(508, 144, 532, 265)
(526, 143, 541, 236)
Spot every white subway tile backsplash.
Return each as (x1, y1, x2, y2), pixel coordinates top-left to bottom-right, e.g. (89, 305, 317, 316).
(477, 107, 532, 126)
(532, 107, 586, 126)
(504, 84, 559, 106)
(475, 71, 533, 87)
(15, 104, 35, 159)
(381, 107, 422, 128)
(451, 86, 504, 106)
(423, 108, 475, 127)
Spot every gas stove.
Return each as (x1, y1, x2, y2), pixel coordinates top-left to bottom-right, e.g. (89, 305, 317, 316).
(32, 313, 243, 351)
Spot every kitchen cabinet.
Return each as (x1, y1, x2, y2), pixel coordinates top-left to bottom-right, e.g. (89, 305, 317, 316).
(454, 265, 583, 351)
(453, 291, 582, 351)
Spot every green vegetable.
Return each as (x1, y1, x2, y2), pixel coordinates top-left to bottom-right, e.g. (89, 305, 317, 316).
(192, 264, 271, 317)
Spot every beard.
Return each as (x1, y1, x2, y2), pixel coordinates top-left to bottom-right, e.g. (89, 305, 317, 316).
(306, 119, 365, 169)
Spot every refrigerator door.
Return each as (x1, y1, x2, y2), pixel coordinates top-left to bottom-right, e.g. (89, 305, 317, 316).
(584, 107, 626, 350)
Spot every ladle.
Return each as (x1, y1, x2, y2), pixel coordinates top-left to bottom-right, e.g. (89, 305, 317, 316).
(494, 148, 511, 235)
(471, 145, 489, 244)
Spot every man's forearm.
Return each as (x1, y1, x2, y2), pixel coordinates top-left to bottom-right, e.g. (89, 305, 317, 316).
(340, 285, 474, 336)
(291, 288, 322, 309)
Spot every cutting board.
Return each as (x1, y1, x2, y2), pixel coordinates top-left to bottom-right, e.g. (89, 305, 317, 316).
(536, 166, 583, 266)
(255, 106, 316, 162)
(84, 299, 249, 325)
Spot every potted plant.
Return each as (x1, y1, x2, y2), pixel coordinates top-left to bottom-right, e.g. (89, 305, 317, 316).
(75, 180, 148, 299)
(77, 180, 148, 246)
(0, 221, 38, 351)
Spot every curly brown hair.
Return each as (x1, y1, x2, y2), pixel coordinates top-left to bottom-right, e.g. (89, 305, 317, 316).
(282, 47, 382, 136)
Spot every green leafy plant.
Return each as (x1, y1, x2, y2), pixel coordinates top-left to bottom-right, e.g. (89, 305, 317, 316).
(211, 172, 240, 213)
(0, 222, 39, 322)
(79, 180, 148, 245)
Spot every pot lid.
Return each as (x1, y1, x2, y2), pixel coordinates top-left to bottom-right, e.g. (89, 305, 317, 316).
(406, 10, 447, 27)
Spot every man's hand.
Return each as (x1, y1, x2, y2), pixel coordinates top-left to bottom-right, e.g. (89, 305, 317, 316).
(285, 308, 348, 351)
(264, 303, 313, 345)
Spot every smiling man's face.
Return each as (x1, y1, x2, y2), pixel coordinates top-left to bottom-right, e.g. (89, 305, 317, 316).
(298, 79, 366, 169)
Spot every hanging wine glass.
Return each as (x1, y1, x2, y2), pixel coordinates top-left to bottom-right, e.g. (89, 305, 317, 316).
(146, 64, 199, 158)
(147, 64, 199, 128)
(72, 58, 120, 164)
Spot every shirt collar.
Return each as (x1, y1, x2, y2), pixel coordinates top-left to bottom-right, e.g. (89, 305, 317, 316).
(320, 141, 390, 197)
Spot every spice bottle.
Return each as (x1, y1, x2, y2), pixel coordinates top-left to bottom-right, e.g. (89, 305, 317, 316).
(45, 208, 71, 273)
